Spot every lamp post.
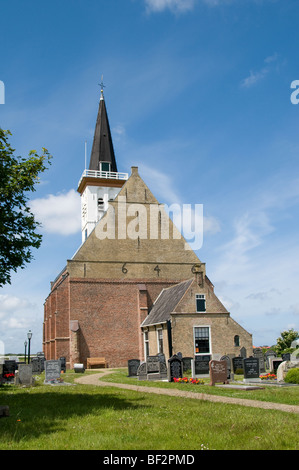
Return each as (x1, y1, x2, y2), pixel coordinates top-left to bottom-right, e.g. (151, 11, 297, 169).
(24, 340, 27, 364)
(27, 330, 32, 364)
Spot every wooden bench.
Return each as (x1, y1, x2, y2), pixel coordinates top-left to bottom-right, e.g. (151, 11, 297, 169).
(87, 357, 108, 369)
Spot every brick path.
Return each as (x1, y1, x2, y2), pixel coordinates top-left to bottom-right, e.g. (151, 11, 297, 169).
(75, 370, 299, 415)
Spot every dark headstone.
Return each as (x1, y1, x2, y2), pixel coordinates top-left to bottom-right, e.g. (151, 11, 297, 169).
(156, 353, 166, 364)
(244, 357, 260, 379)
(253, 348, 265, 373)
(168, 354, 183, 382)
(194, 355, 210, 375)
(128, 359, 140, 377)
(59, 357, 66, 373)
(147, 356, 160, 373)
(282, 353, 291, 362)
(31, 357, 41, 374)
(182, 357, 192, 372)
(209, 360, 229, 386)
(3, 360, 16, 382)
(232, 357, 244, 374)
(272, 358, 283, 373)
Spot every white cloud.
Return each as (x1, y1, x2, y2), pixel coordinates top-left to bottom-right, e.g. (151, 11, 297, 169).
(240, 68, 268, 88)
(30, 189, 81, 236)
(240, 53, 279, 88)
(144, 0, 196, 13)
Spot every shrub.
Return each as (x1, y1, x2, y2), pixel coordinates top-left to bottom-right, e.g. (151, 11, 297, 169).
(285, 368, 299, 384)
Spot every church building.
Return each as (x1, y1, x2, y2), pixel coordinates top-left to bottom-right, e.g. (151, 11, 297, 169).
(43, 86, 253, 368)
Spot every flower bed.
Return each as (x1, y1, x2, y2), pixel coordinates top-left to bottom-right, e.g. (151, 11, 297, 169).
(173, 377, 205, 385)
(260, 373, 277, 380)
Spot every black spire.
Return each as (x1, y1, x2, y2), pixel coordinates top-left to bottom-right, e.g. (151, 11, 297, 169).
(89, 88, 118, 173)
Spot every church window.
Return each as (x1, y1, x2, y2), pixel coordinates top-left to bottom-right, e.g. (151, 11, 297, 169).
(144, 330, 149, 358)
(196, 294, 206, 312)
(234, 335, 240, 347)
(194, 327, 210, 354)
(157, 328, 163, 354)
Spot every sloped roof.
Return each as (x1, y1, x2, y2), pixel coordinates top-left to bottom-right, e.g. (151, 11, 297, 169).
(141, 278, 193, 327)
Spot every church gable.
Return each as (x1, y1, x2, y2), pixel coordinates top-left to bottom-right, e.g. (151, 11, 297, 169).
(173, 278, 229, 315)
(68, 166, 203, 281)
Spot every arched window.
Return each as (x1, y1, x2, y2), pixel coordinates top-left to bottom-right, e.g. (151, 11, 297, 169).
(234, 335, 240, 347)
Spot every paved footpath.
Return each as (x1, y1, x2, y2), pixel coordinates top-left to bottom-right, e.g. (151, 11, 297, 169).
(75, 370, 299, 415)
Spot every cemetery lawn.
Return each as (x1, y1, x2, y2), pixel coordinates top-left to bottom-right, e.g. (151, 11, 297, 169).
(0, 371, 299, 450)
(100, 369, 299, 406)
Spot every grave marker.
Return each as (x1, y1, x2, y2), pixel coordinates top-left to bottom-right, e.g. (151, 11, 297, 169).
(243, 357, 260, 383)
(209, 360, 228, 386)
(168, 354, 183, 382)
(232, 357, 244, 374)
(128, 359, 140, 377)
(45, 360, 61, 383)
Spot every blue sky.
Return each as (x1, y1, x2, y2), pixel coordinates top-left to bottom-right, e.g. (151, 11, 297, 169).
(1, 0, 299, 353)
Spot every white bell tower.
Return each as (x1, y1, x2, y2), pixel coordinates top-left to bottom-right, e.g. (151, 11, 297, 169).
(77, 84, 128, 243)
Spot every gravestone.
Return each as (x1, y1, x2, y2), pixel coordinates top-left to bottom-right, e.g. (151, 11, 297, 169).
(232, 357, 244, 374)
(194, 355, 211, 376)
(18, 364, 33, 386)
(0, 364, 3, 385)
(128, 359, 140, 377)
(253, 348, 265, 373)
(157, 353, 166, 364)
(176, 352, 183, 360)
(31, 357, 41, 375)
(271, 358, 283, 373)
(182, 357, 192, 372)
(137, 362, 147, 381)
(60, 357, 66, 373)
(137, 358, 167, 381)
(209, 360, 228, 386)
(240, 347, 247, 358)
(277, 360, 299, 382)
(220, 355, 232, 379)
(45, 360, 61, 383)
(265, 350, 276, 369)
(243, 357, 260, 383)
(168, 354, 183, 382)
(37, 352, 45, 372)
(3, 360, 16, 382)
(282, 353, 291, 362)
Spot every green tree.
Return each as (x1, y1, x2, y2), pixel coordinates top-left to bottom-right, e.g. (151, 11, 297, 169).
(0, 128, 52, 286)
(275, 328, 299, 356)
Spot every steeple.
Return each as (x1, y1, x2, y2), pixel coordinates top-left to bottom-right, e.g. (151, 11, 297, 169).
(89, 80, 118, 173)
(77, 83, 128, 243)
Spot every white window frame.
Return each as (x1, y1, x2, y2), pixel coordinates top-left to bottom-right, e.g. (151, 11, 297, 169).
(156, 328, 163, 354)
(193, 325, 211, 356)
(144, 330, 149, 359)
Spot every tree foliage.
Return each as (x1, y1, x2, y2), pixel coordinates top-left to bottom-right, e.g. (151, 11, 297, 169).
(275, 328, 299, 356)
(0, 128, 51, 286)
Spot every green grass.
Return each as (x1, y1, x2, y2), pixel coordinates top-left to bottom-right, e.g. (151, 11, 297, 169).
(100, 369, 299, 406)
(0, 370, 299, 450)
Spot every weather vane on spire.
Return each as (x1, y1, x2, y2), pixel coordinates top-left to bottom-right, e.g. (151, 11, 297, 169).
(99, 75, 105, 100)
